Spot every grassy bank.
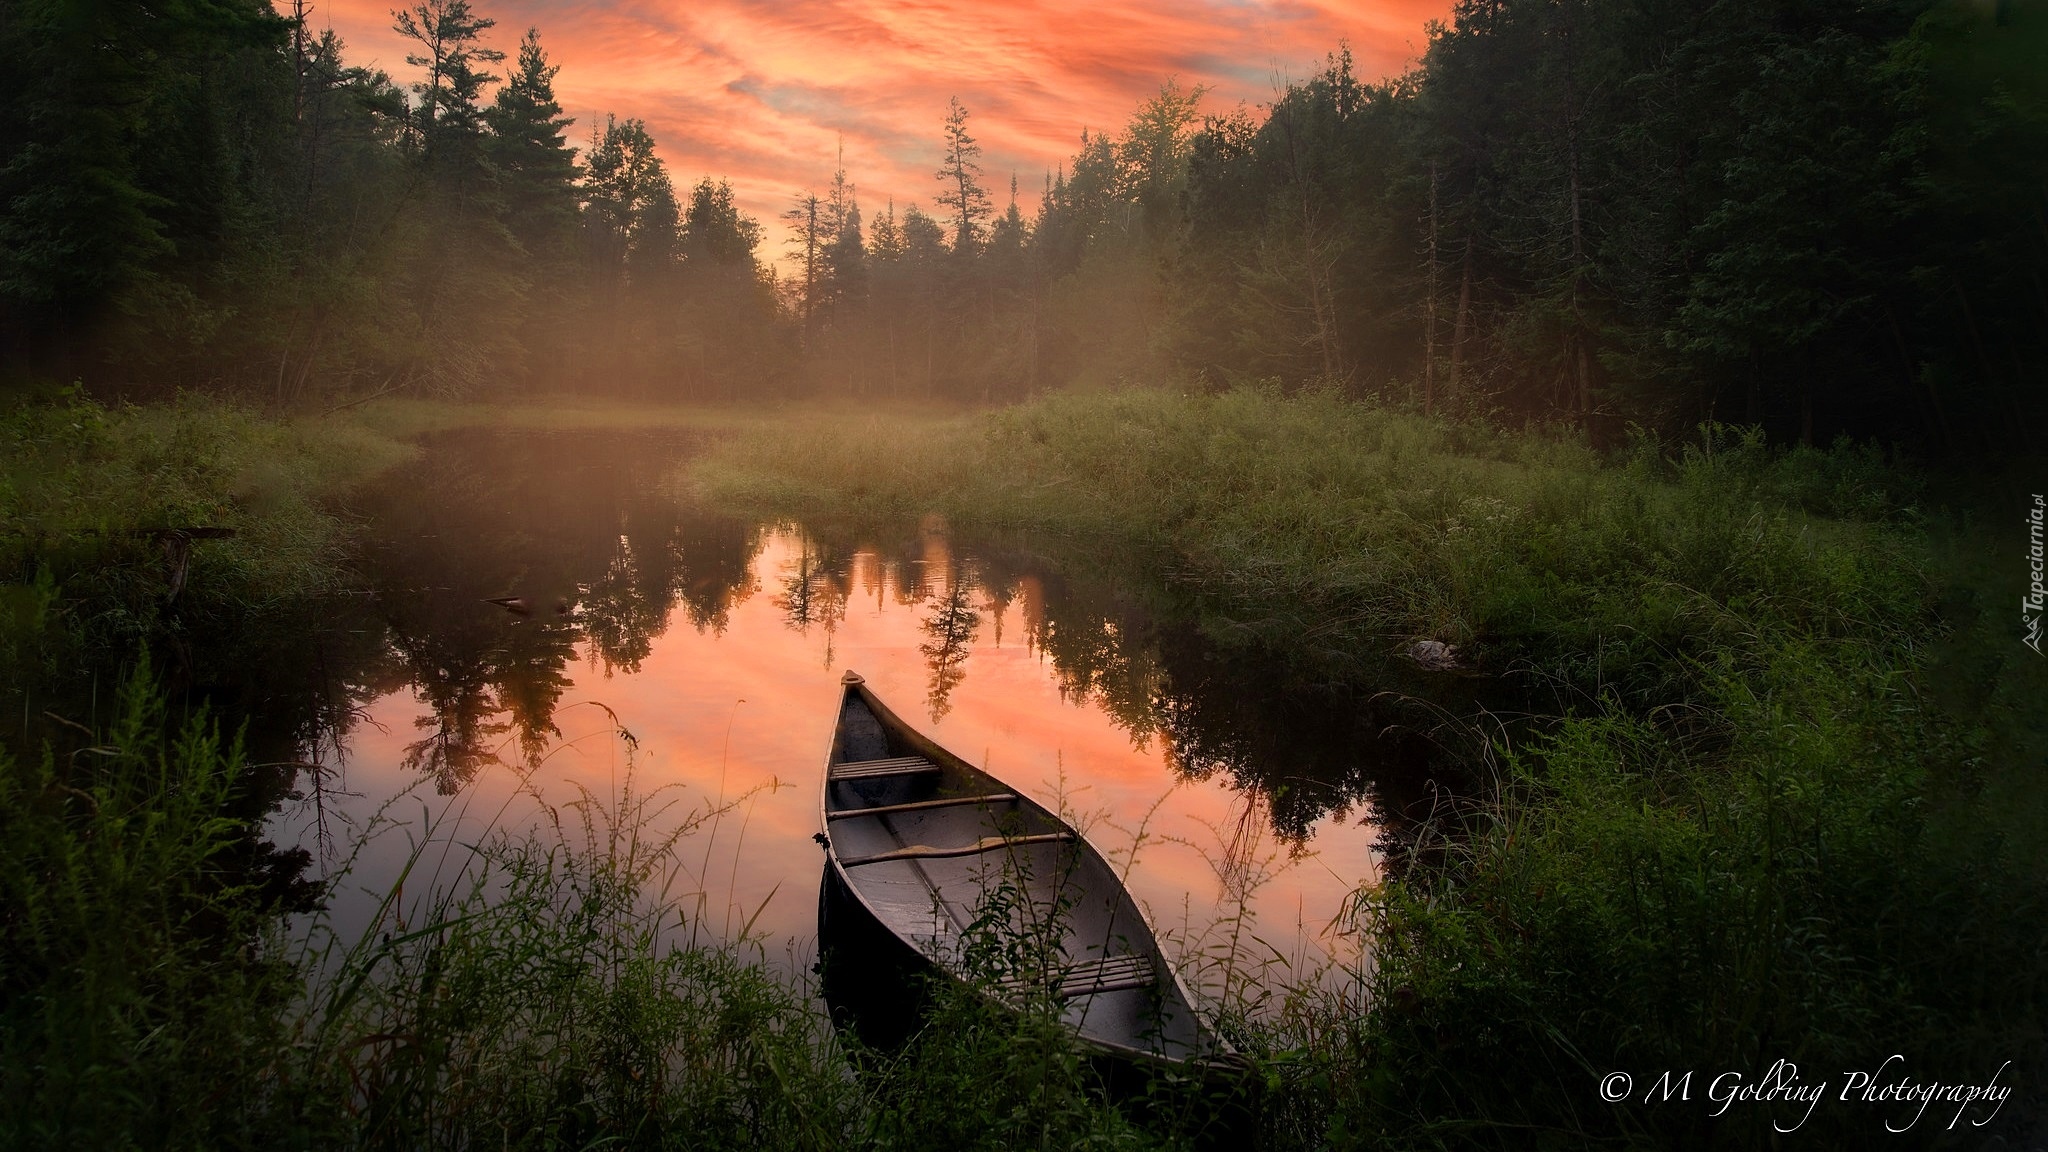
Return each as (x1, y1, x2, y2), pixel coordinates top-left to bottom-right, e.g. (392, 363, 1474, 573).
(1, 393, 413, 691)
(693, 386, 2046, 1146)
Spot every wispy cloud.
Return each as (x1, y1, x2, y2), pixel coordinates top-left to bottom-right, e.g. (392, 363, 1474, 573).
(318, 0, 1443, 249)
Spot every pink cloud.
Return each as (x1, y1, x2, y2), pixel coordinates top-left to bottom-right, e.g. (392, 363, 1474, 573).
(316, 0, 1446, 253)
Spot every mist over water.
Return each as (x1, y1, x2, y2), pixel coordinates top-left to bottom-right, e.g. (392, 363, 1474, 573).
(271, 428, 1431, 971)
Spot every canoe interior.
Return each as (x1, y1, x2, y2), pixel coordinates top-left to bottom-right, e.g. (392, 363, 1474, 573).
(822, 683, 1215, 1063)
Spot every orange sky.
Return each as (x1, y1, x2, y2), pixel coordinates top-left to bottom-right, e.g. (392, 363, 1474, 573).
(315, 0, 1446, 255)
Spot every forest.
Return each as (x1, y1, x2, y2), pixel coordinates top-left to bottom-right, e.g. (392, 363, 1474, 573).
(5, 0, 2042, 450)
(3, 0, 2046, 1147)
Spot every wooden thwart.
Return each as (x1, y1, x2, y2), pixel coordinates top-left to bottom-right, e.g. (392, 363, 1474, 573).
(827, 792, 1019, 821)
(839, 831, 1073, 868)
(995, 953, 1157, 1000)
(829, 756, 942, 781)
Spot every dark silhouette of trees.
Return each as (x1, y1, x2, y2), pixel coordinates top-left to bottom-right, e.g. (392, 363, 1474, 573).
(2, 0, 2036, 452)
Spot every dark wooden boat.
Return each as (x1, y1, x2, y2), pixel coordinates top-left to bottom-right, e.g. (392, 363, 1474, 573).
(818, 670, 1226, 1064)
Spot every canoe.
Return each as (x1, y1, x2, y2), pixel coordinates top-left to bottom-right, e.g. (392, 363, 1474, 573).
(817, 670, 1225, 1064)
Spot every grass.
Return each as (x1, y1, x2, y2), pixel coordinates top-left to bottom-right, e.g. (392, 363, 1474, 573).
(693, 385, 2047, 1146)
(0, 661, 304, 1149)
(0, 391, 416, 697)
(691, 387, 1931, 714)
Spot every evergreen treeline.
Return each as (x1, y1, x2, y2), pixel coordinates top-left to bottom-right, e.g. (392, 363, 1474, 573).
(4, 0, 2040, 450)
(1, 0, 786, 400)
(1164, 1, 2046, 450)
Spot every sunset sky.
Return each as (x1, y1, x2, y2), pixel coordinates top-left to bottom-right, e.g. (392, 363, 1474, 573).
(318, 0, 1446, 256)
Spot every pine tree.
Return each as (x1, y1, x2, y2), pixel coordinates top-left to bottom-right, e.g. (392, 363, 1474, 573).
(935, 98, 991, 254)
(584, 117, 676, 279)
(867, 200, 904, 262)
(988, 174, 1028, 260)
(782, 191, 823, 339)
(818, 146, 866, 323)
(393, 0, 504, 168)
(823, 199, 867, 321)
(484, 29, 578, 256)
(681, 178, 761, 265)
(0, 0, 285, 345)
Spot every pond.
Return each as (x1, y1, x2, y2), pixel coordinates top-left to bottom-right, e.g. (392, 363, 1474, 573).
(270, 427, 1444, 980)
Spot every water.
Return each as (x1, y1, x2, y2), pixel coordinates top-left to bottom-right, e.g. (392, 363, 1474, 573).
(271, 427, 1436, 979)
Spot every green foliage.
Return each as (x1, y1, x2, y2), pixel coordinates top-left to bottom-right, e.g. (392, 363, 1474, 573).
(699, 389, 1928, 701)
(0, 660, 301, 1150)
(1165, 0, 2046, 451)
(857, 983, 1165, 1152)
(0, 392, 412, 716)
(291, 776, 857, 1150)
(0, 0, 788, 404)
(394, 0, 505, 165)
(935, 98, 992, 255)
(1342, 662, 2044, 1146)
(0, 0, 286, 315)
(484, 29, 581, 258)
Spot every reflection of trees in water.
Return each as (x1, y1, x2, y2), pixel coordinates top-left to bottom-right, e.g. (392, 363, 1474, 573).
(340, 429, 1446, 838)
(1023, 597, 1167, 746)
(385, 613, 582, 790)
(1150, 662, 1431, 843)
(918, 564, 980, 720)
(777, 538, 850, 668)
(1032, 576, 1441, 843)
(496, 622, 577, 764)
(784, 526, 987, 720)
(852, 535, 1444, 844)
(583, 532, 665, 674)
(670, 517, 761, 634)
(350, 430, 766, 787)
(392, 628, 514, 792)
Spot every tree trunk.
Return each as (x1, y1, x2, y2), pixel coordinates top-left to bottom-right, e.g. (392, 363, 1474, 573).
(1424, 159, 1440, 415)
(1560, 0, 1592, 424)
(1449, 242, 1472, 401)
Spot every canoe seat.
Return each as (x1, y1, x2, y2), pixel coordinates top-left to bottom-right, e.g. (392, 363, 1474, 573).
(830, 756, 942, 781)
(839, 831, 1073, 868)
(994, 953, 1156, 1000)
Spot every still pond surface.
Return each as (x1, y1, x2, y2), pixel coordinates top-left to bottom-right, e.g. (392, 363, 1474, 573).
(274, 428, 1432, 977)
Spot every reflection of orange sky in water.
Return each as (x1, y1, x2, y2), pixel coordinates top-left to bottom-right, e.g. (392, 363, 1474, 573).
(297, 528, 1378, 975)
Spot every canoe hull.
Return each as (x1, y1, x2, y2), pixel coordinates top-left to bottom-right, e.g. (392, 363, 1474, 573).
(816, 860, 932, 1053)
(817, 673, 1222, 1066)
